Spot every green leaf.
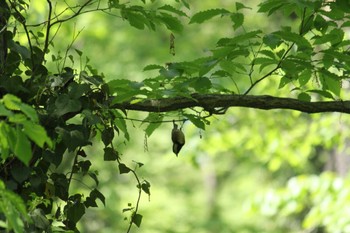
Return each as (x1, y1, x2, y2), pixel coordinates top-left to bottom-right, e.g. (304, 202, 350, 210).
(29, 208, 50, 230)
(258, 50, 276, 60)
(298, 69, 312, 86)
(319, 72, 341, 97)
(298, 92, 311, 102)
(157, 12, 183, 33)
(0, 104, 13, 117)
(263, 33, 282, 49)
(189, 9, 230, 24)
(88, 171, 99, 186)
(0, 180, 28, 233)
(158, 5, 187, 17)
(143, 64, 164, 71)
(85, 189, 105, 207)
(273, 30, 312, 51)
(253, 57, 277, 72)
(230, 13, 244, 30)
(13, 127, 32, 166)
(143, 113, 163, 137)
(132, 213, 143, 228)
(54, 94, 82, 117)
(184, 113, 205, 130)
(3, 94, 21, 111)
(118, 163, 131, 174)
(307, 90, 334, 99)
(75, 49, 83, 56)
(101, 127, 114, 146)
(217, 30, 262, 46)
(112, 110, 130, 140)
(22, 121, 52, 148)
(279, 76, 293, 89)
(68, 83, 91, 99)
(19, 103, 39, 122)
(236, 2, 252, 11)
(190, 77, 212, 93)
(125, 11, 147, 29)
(141, 180, 151, 196)
(0, 122, 10, 159)
(258, 0, 284, 15)
(10, 166, 30, 183)
(67, 202, 85, 224)
(103, 147, 119, 161)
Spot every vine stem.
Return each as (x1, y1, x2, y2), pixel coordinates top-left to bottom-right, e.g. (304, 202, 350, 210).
(126, 169, 142, 233)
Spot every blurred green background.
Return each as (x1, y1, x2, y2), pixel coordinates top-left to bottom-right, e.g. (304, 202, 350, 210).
(25, 0, 350, 232)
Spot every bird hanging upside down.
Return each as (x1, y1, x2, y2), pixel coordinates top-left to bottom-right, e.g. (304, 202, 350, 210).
(171, 120, 185, 156)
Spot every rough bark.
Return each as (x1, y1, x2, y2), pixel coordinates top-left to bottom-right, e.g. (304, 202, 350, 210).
(112, 94, 350, 114)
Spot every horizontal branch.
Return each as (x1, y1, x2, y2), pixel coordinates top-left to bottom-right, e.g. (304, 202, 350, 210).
(112, 94, 350, 114)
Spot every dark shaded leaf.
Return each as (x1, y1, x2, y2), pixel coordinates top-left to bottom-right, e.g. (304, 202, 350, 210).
(132, 213, 142, 228)
(67, 202, 85, 224)
(101, 127, 114, 146)
(118, 163, 131, 174)
(103, 147, 119, 161)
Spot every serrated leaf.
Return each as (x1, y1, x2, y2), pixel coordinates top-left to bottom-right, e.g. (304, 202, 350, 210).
(158, 5, 187, 17)
(125, 11, 147, 30)
(253, 57, 277, 72)
(189, 9, 230, 24)
(258, 0, 284, 15)
(217, 30, 262, 46)
(143, 64, 164, 71)
(273, 31, 311, 51)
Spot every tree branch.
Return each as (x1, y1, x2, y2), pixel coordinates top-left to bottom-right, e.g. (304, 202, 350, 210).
(111, 94, 350, 114)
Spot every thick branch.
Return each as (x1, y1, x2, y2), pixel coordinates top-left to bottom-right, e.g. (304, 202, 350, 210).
(112, 94, 350, 114)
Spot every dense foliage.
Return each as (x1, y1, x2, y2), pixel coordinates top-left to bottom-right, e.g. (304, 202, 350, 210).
(0, 0, 350, 232)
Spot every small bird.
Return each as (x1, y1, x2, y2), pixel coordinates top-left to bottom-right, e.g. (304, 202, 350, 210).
(171, 120, 185, 156)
